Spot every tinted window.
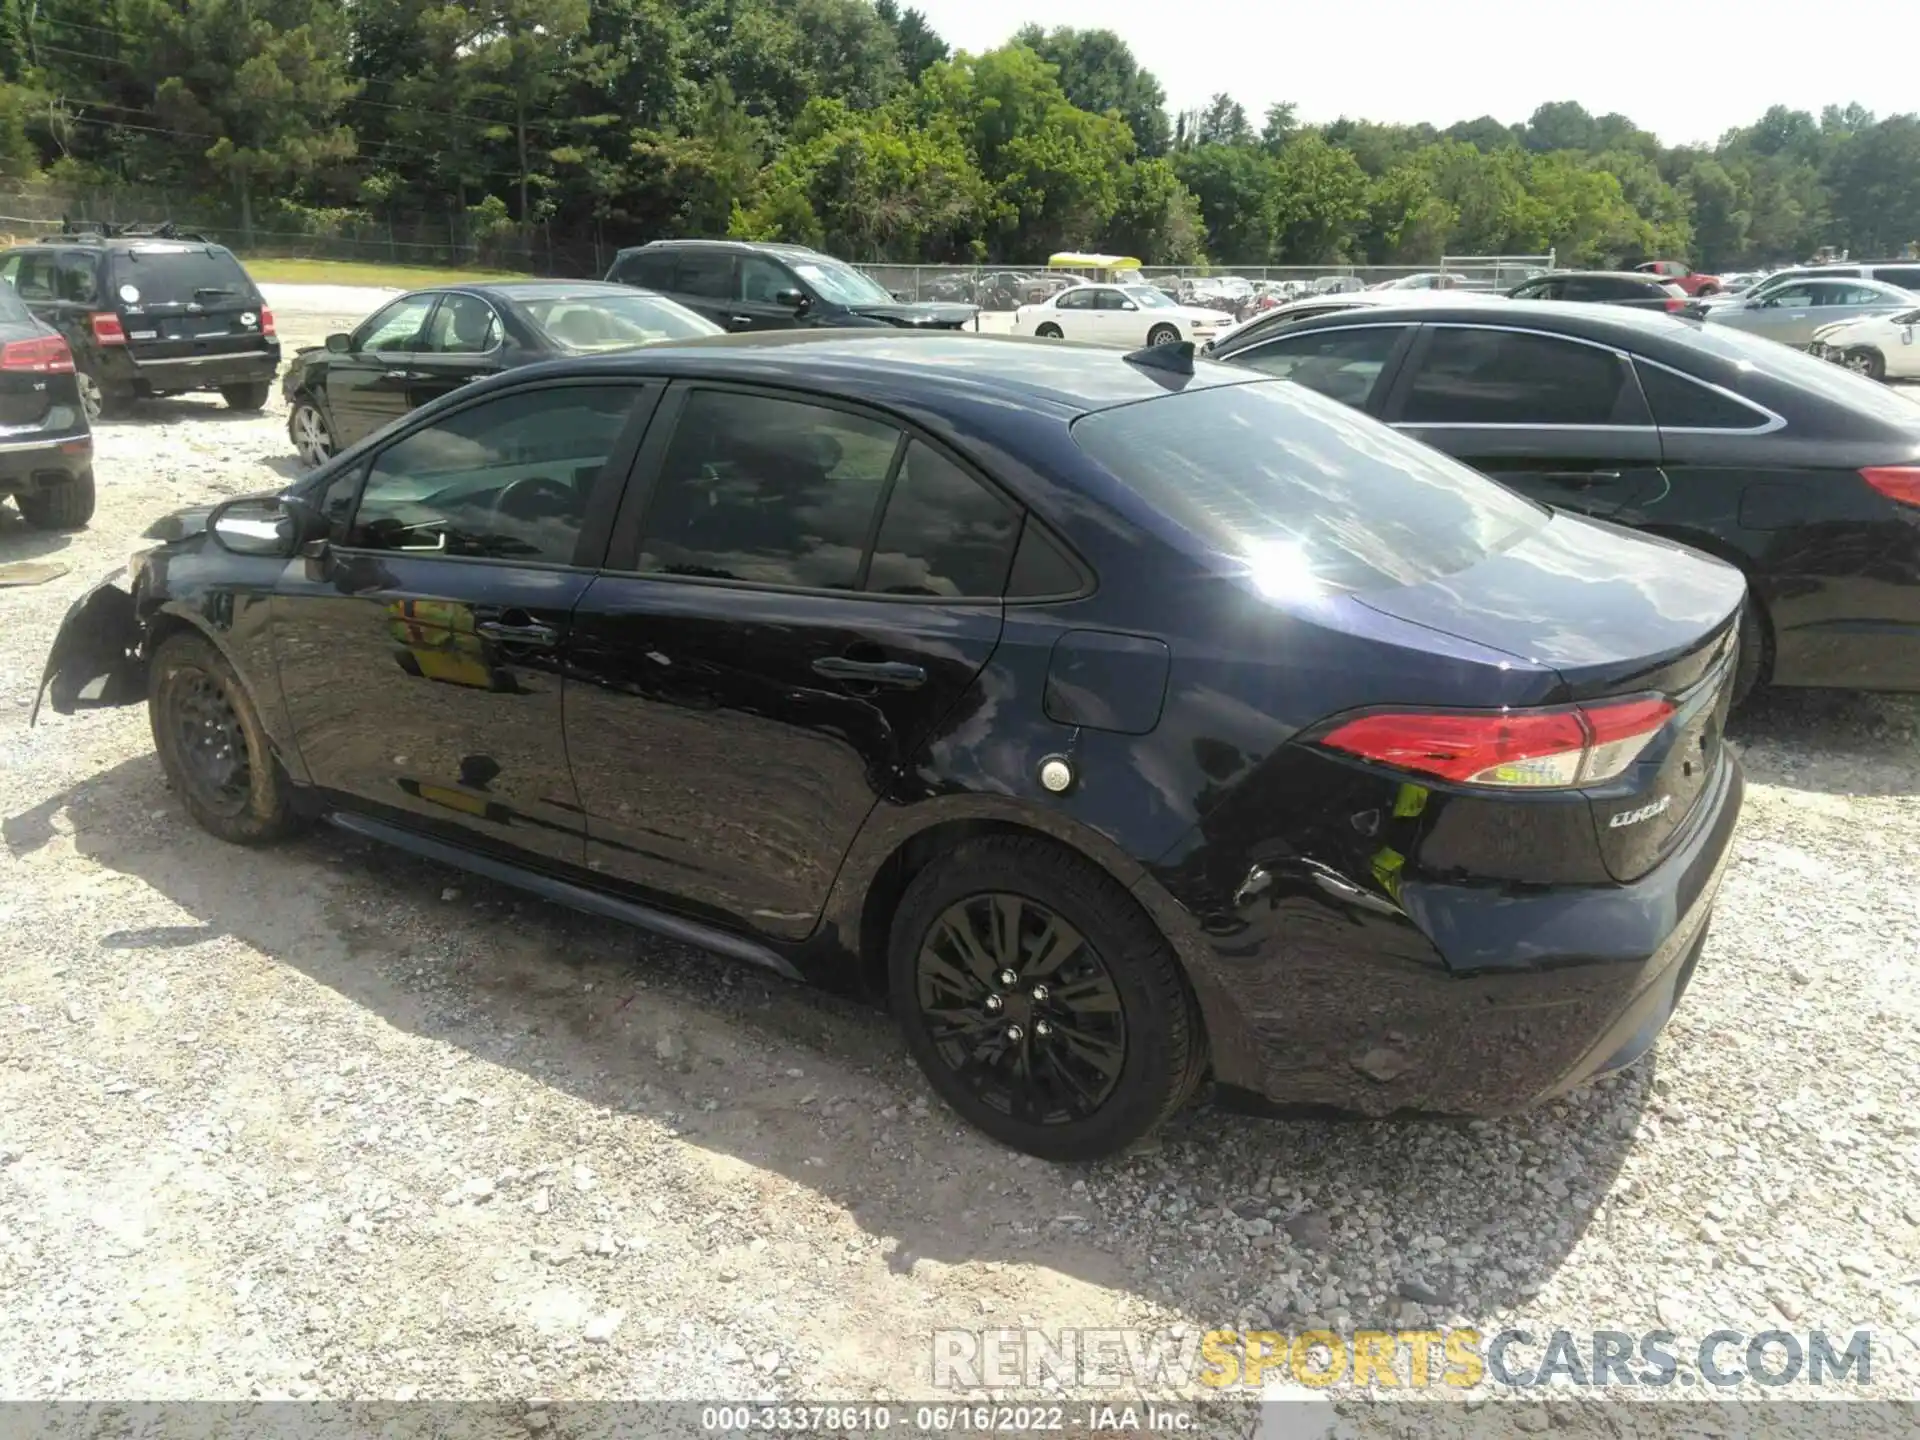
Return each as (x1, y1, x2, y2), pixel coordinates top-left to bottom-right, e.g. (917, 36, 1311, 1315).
(1633, 361, 1769, 430)
(108, 246, 255, 306)
(349, 385, 640, 563)
(615, 250, 677, 289)
(1072, 380, 1546, 595)
(1095, 289, 1133, 311)
(421, 294, 499, 354)
(1234, 326, 1403, 410)
(866, 443, 1020, 597)
(739, 255, 792, 303)
(1007, 519, 1085, 599)
(1512, 279, 1562, 300)
(637, 390, 901, 589)
(56, 253, 100, 304)
(675, 251, 734, 300)
(1401, 327, 1636, 426)
(1678, 321, 1920, 426)
(8, 251, 60, 301)
(1056, 289, 1094, 311)
(356, 294, 437, 351)
(1870, 267, 1920, 290)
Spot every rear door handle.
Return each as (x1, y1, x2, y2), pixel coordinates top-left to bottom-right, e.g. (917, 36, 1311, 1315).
(476, 619, 560, 647)
(383, 368, 415, 380)
(728, 315, 754, 330)
(812, 656, 927, 689)
(1540, 470, 1622, 485)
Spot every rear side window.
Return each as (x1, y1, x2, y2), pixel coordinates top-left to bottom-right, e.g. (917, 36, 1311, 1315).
(674, 251, 734, 300)
(1870, 266, 1920, 290)
(1632, 361, 1770, 430)
(615, 250, 677, 289)
(109, 246, 256, 306)
(1232, 326, 1404, 410)
(1400, 327, 1637, 426)
(1071, 380, 1546, 595)
(866, 442, 1020, 598)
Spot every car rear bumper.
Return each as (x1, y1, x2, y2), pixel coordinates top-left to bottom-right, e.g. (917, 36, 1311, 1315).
(1193, 751, 1744, 1119)
(104, 346, 281, 393)
(0, 429, 91, 493)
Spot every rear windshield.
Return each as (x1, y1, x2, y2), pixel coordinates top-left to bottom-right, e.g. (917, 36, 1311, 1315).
(108, 246, 258, 307)
(1072, 380, 1547, 595)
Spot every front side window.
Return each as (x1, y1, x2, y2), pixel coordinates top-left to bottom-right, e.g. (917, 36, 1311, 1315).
(348, 385, 642, 563)
(421, 294, 500, 354)
(637, 390, 903, 589)
(740, 256, 794, 304)
(1400, 327, 1636, 426)
(1095, 289, 1136, 311)
(1055, 289, 1095, 312)
(1761, 283, 1814, 307)
(355, 294, 438, 352)
(1236, 326, 1405, 410)
(675, 251, 735, 300)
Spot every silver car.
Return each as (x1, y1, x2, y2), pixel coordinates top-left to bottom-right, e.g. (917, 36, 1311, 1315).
(1700, 275, 1918, 347)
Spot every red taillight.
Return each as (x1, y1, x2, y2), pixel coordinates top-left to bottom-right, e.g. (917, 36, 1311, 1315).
(1862, 466, 1920, 508)
(260, 306, 276, 339)
(90, 312, 127, 345)
(0, 335, 76, 373)
(1664, 296, 1684, 312)
(1320, 696, 1676, 789)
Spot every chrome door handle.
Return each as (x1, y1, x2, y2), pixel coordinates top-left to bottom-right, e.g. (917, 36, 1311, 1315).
(811, 656, 927, 689)
(476, 619, 559, 647)
(383, 368, 413, 380)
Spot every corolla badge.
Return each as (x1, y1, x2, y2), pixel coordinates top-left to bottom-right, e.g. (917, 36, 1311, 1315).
(1609, 795, 1673, 829)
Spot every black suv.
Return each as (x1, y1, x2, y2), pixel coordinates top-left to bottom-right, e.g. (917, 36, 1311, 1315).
(605, 240, 978, 333)
(0, 224, 280, 421)
(0, 280, 93, 529)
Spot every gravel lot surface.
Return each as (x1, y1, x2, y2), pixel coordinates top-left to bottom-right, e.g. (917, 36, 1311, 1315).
(2, 287, 1919, 1429)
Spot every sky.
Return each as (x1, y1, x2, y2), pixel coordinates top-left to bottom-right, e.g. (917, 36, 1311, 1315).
(908, 0, 1914, 148)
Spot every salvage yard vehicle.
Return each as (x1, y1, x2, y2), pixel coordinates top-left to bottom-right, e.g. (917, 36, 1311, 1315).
(1807, 303, 1920, 382)
(1010, 282, 1234, 347)
(38, 330, 1747, 1161)
(1701, 275, 1918, 349)
(0, 223, 279, 420)
(282, 280, 720, 467)
(1507, 270, 1689, 312)
(1205, 298, 1920, 695)
(1635, 260, 1723, 296)
(0, 279, 93, 529)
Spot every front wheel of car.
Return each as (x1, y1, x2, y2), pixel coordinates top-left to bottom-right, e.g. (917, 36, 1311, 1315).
(1843, 347, 1887, 382)
(16, 468, 96, 531)
(221, 382, 272, 411)
(1146, 323, 1181, 346)
(1034, 323, 1063, 339)
(149, 630, 305, 846)
(289, 400, 335, 468)
(889, 836, 1205, 1162)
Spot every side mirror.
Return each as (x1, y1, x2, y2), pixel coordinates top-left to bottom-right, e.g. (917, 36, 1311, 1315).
(208, 495, 323, 559)
(774, 288, 808, 311)
(326, 332, 351, 353)
(1121, 300, 1138, 311)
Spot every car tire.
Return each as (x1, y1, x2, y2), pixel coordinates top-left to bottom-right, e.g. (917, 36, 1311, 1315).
(75, 368, 130, 423)
(888, 835, 1205, 1162)
(289, 400, 335, 468)
(221, 382, 272, 411)
(1146, 323, 1181, 346)
(1034, 323, 1063, 339)
(15, 467, 96, 531)
(149, 630, 304, 846)
(1731, 598, 1769, 707)
(1843, 347, 1887, 382)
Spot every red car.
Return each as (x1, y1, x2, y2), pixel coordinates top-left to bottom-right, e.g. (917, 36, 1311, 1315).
(1636, 260, 1723, 296)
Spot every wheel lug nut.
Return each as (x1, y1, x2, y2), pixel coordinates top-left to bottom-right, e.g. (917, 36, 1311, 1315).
(997, 969, 1018, 987)
(1034, 1020, 1052, 1038)
(1031, 984, 1049, 1002)
(984, 994, 1003, 1013)
(1005, 1024, 1025, 1042)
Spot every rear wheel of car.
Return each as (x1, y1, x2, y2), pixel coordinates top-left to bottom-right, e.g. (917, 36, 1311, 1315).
(1147, 323, 1181, 346)
(289, 401, 335, 467)
(889, 836, 1204, 1162)
(221, 382, 272, 411)
(149, 630, 304, 846)
(16, 467, 96, 531)
(1843, 347, 1886, 382)
(1732, 599, 1769, 707)
(1034, 323, 1063, 339)
(74, 369, 129, 423)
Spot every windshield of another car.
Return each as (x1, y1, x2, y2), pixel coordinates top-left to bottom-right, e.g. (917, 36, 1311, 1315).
(1072, 379, 1547, 595)
(522, 291, 720, 351)
(790, 259, 896, 307)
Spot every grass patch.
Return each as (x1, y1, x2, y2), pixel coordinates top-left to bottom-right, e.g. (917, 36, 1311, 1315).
(241, 256, 536, 288)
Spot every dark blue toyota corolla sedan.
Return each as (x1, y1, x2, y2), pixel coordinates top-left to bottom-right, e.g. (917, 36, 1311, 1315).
(37, 331, 1746, 1159)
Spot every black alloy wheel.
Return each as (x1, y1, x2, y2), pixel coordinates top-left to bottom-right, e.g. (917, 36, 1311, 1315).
(167, 667, 253, 817)
(914, 893, 1127, 1125)
(148, 630, 304, 845)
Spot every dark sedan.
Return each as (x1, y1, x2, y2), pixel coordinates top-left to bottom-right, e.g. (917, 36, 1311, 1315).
(0, 281, 93, 529)
(1508, 271, 1689, 312)
(39, 332, 1743, 1160)
(1207, 299, 1920, 696)
(282, 280, 719, 466)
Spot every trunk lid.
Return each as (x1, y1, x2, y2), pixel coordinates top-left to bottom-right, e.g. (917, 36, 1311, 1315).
(1357, 512, 1744, 882)
(108, 246, 272, 362)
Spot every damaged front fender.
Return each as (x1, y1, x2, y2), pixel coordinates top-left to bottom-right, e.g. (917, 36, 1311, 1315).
(31, 569, 147, 724)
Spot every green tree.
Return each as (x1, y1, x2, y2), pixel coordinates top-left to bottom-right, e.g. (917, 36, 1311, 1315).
(873, 0, 948, 83)
(1103, 156, 1204, 263)
(1012, 25, 1169, 157)
(1195, 93, 1253, 147)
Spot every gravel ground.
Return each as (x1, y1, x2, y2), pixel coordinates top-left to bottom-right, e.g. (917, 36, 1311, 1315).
(2, 288, 1919, 1429)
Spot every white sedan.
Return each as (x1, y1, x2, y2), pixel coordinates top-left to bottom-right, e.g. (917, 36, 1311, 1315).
(1010, 283, 1234, 347)
(1808, 303, 1920, 382)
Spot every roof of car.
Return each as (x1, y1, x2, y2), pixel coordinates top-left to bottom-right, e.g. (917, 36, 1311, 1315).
(1258, 296, 1685, 336)
(1530, 270, 1670, 283)
(499, 329, 1261, 416)
(614, 239, 824, 258)
(456, 279, 645, 302)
